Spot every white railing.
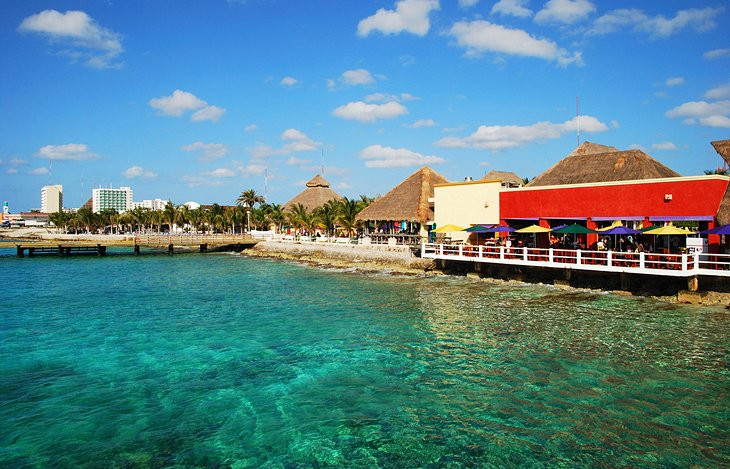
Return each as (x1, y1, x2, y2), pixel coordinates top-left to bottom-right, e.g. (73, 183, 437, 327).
(421, 243, 730, 277)
(268, 234, 360, 245)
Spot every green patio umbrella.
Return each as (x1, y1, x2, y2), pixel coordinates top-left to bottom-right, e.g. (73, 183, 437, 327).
(551, 223, 597, 234)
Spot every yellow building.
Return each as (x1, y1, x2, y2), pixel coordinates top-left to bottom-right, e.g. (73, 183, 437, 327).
(432, 179, 502, 242)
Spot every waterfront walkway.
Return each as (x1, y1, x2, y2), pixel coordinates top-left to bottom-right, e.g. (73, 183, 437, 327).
(421, 243, 730, 278)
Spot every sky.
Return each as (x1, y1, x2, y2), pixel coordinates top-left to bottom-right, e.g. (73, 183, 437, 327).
(1, 0, 729, 211)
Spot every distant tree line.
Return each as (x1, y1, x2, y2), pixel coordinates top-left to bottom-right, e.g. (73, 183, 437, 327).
(47, 189, 375, 236)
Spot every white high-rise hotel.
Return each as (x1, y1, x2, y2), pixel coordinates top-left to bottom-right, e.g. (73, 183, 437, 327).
(92, 186, 133, 213)
(41, 185, 63, 213)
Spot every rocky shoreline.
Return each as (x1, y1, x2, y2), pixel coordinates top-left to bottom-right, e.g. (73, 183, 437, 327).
(242, 240, 436, 275)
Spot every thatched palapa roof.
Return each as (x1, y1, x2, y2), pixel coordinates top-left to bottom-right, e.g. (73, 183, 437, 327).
(711, 140, 730, 225)
(356, 166, 449, 223)
(527, 141, 680, 187)
(283, 174, 342, 212)
(484, 170, 524, 187)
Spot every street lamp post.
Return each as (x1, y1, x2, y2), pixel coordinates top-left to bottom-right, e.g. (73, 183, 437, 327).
(247, 209, 251, 233)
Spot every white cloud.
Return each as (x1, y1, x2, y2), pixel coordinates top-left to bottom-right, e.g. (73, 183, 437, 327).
(357, 0, 440, 37)
(35, 143, 99, 160)
(628, 143, 645, 151)
(149, 90, 206, 116)
(666, 99, 730, 128)
(286, 156, 312, 166)
(359, 144, 444, 168)
(491, 0, 532, 18)
(651, 142, 677, 151)
(665, 77, 684, 87)
(448, 20, 582, 66)
(180, 142, 228, 162)
(232, 160, 267, 176)
(336, 182, 353, 189)
(365, 92, 417, 103)
(341, 69, 375, 86)
(246, 129, 320, 159)
(281, 128, 320, 152)
(244, 124, 258, 133)
(406, 118, 436, 128)
(326, 79, 336, 89)
(191, 105, 225, 123)
(149, 90, 225, 122)
(666, 100, 730, 119)
(10, 158, 28, 166)
(609, 120, 620, 129)
(6, 168, 18, 175)
(332, 101, 408, 123)
(588, 7, 722, 38)
(202, 168, 236, 178)
(704, 83, 730, 100)
(434, 115, 608, 151)
(280, 76, 299, 86)
(535, 0, 595, 24)
(699, 115, 730, 128)
(29, 167, 50, 175)
(18, 9, 123, 69)
(704, 48, 730, 60)
(123, 166, 157, 179)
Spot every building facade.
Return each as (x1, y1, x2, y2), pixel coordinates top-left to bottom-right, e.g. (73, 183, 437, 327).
(41, 185, 63, 213)
(92, 186, 133, 213)
(132, 199, 169, 211)
(433, 179, 501, 242)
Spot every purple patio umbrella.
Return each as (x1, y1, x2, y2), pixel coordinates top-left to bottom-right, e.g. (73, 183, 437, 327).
(600, 226, 642, 235)
(700, 224, 730, 235)
(484, 225, 516, 233)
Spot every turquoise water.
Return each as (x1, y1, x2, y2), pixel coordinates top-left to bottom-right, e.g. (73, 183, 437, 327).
(0, 250, 728, 467)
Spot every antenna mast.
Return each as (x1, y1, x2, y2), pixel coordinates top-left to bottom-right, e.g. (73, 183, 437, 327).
(576, 96, 581, 146)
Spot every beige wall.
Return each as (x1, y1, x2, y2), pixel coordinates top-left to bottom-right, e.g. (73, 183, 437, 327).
(433, 180, 501, 242)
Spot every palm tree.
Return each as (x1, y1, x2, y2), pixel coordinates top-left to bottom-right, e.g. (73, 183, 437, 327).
(316, 200, 339, 238)
(208, 204, 224, 233)
(150, 210, 163, 234)
(266, 203, 286, 233)
(287, 203, 309, 230)
(76, 208, 97, 234)
(337, 197, 361, 237)
(175, 204, 189, 232)
(163, 202, 177, 239)
(236, 189, 265, 209)
(187, 208, 203, 234)
(48, 211, 67, 233)
(704, 168, 728, 175)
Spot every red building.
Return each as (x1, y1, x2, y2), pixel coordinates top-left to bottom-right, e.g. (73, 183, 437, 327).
(498, 141, 730, 253)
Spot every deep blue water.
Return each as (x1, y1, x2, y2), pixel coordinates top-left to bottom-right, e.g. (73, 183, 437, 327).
(0, 250, 728, 467)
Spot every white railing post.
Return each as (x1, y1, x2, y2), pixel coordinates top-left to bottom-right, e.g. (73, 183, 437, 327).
(694, 253, 700, 271)
(440, 244, 444, 256)
(639, 252, 645, 269)
(421, 243, 425, 257)
(576, 250, 582, 265)
(523, 247, 528, 261)
(681, 253, 687, 271)
(500, 246, 505, 260)
(607, 251, 612, 267)
(459, 245, 463, 257)
(479, 246, 483, 259)
(548, 248, 553, 263)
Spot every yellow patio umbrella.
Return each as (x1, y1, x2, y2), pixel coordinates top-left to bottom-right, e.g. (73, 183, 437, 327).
(643, 225, 694, 235)
(432, 224, 465, 233)
(515, 224, 550, 248)
(515, 224, 551, 233)
(597, 220, 622, 232)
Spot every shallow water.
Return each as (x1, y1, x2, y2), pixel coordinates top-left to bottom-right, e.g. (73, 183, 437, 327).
(1, 251, 728, 467)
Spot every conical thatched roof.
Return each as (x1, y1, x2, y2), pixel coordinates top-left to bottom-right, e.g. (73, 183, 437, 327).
(711, 140, 730, 166)
(567, 141, 618, 156)
(527, 143, 680, 187)
(283, 175, 342, 212)
(711, 140, 730, 225)
(484, 170, 524, 187)
(356, 166, 449, 223)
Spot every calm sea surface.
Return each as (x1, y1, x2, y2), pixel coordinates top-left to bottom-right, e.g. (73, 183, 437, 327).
(0, 249, 728, 467)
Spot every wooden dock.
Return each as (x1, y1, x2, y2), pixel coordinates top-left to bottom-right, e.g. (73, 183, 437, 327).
(2, 234, 258, 257)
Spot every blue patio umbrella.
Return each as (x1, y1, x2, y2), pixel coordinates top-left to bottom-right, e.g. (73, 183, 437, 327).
(484, 225, 516, 233)
(700, 224, 730, 235)
(600, 226, 642, 235)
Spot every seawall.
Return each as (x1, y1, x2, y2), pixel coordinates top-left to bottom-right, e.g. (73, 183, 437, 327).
(242, 240, 435, 274)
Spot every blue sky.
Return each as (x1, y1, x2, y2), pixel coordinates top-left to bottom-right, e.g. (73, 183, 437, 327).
(1, 0, 729, 211)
